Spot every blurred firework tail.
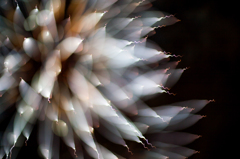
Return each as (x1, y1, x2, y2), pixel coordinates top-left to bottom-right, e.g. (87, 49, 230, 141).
(0, 0, 212, 159)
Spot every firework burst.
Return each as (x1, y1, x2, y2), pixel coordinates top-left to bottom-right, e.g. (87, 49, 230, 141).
(0, 0, 210, 158)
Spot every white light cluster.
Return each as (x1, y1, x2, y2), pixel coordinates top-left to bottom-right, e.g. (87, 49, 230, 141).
(0, 0, 210, 159)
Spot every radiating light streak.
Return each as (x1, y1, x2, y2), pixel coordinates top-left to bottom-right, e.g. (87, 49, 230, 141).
(0, 0, 210, 158)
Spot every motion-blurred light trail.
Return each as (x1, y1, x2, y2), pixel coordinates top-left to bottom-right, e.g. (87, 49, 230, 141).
(0, 0, 211, 158)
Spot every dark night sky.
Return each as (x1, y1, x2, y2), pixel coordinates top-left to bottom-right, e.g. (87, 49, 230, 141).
(1, 0, 239, 159)
(151, 0, 239, 158)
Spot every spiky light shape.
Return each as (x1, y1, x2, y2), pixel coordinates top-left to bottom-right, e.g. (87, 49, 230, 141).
(0, 0, 210, 158)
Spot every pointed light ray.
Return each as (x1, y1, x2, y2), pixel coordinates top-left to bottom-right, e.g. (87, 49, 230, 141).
(166, 114, 206, 131)
(44, 50, 62, 74)
(62, 120, 75, 150)
(45, 0, 66, 23)
(72, 11, 106, 34)
(141, 12, 179, 27)
(133, 122, 150, 134)
(66, 97, 97, 151)
(57, 36, 83, 60)
(44, 2, 60, 40)
(67, 98, 90, 134)
(123, 27, 144, 42)
(14, 3, 29, 37)
(38, 29, 54, 50)
(68, 75, 98, 129)
(60, 86, 75, 111)
(98, 144, 120, 159)
(126, 71, 168, 97)
(107, 49, 139, 68)
(3, 36, 15, 50)
(19, 79, 41, 110)
(85, 145, 100, 159)
(136, 100, 167, 123)
(103, 82, 132, 103)
(154, 106, 185, 119)
(22, 102, 45, 142)
(169, 99, 211, 114)
(23, 37, 40, 61)
(164, 113, 190, 127)
(24, 7, 39, 31)
(88, 37, 129, 61)
(13, 3, 29, 50)
(33, 50, 61, 99)
(79, 54, 93, 76)
(12, 109, 34, 149)
(148, 132, 201, 146)
(4, 52, 22, 73)
(22, 123, 33, 144)
(45, 102, 58, 122)
(68, 69, 90, 101)
(83, 27, 107, 59)
(140, 26, 155, 37)
(88, 26, 107, 49)
(135, 116, 169, 131)
(133, 44, 168, 61)
(142, 17, 163, 26)
(131, 38, 171, 62)
(109, 17, 136, 31)
(94, 0, 118, 10)
(165, 68, 185, 88)
(116, 1, 140, 19)
(153, 141, 197, 157)
(152, 148, 187, 159)
(39, 117, 53, 159)
(0, 73, 15, 92)
(97, 123, 127, 146)
(1, 115, 18, 157)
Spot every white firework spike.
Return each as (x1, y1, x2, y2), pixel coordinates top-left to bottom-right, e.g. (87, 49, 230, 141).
(0, 0, 211, 159)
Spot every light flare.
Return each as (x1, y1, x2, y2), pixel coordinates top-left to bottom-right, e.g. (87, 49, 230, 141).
(0, 0, 210, 159)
